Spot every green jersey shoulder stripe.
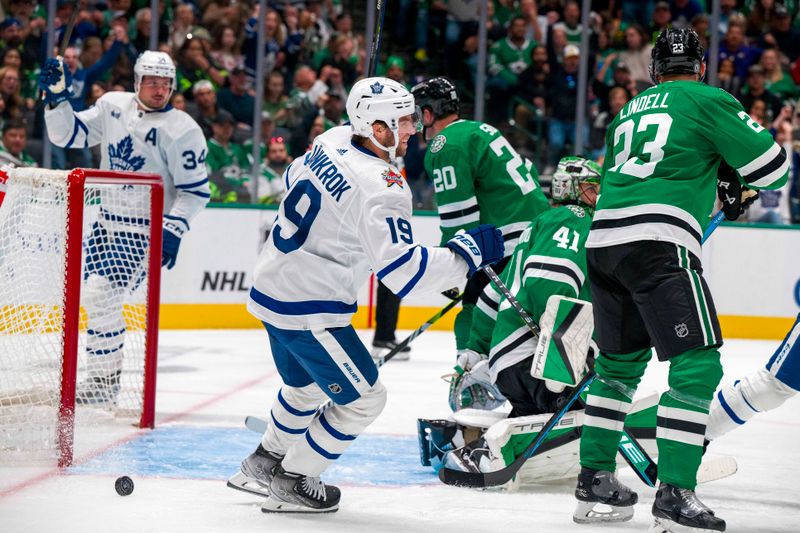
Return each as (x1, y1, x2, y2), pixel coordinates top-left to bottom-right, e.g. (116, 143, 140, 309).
(476, 284, 502, 320)
(522, 254, 585, 297)
(488, 325, 536, 381)
(438, 196, 480, 228)
(737, 143, 789, 188)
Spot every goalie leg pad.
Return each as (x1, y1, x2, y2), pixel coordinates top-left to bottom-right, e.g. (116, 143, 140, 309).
(533, 295, 593, 391)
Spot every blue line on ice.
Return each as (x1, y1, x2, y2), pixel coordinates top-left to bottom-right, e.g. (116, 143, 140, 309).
(69, 426, 438, 487)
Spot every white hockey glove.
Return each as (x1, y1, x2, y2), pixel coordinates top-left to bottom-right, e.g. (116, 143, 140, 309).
(38, 57, 73, 105)
(455, 349, 487, 373)
(531, 295, 594, 392)
(447, 359, 506, 412)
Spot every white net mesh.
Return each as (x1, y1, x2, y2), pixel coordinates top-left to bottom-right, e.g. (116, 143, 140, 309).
(0, 168, 154, 463)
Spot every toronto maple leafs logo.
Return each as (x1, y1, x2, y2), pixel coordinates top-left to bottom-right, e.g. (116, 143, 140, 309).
(370, 81, 384, 94)
(108, 136, 145, 171)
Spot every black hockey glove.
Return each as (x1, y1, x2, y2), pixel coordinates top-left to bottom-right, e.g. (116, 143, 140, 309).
(717, 161, 759, 221)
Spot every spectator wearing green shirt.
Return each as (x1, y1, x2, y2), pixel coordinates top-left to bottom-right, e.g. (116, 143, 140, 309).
(488, 16, 536, 120)
(206, 111, 251, 204)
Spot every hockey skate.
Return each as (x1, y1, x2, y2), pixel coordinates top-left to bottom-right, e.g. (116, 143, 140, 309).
(442, 439, 493, 473)
(573, 467, 638, 524)
(371, 340, 410, 362)
(227, 444, 283, 497)
(649, 483, 726, 532)
(75, 370, 121, 405)
(261, 465, 340, 513)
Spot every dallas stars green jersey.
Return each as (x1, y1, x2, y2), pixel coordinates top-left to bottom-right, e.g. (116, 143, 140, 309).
(206, 139, 251, 203)
(467, 205, 593, 380)
(425, 120, 551, 256)
(588, 81, 789, 260)
(489, 38, 537, 85)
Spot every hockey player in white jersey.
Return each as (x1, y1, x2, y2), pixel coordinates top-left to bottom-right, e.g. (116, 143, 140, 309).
(706, 313, 800, 441)
(227, 77, 504, 513)
(39, 51, 210, 403)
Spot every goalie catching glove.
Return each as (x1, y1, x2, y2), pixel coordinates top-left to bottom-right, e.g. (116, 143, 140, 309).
(716, 161, 758, 221)
(531, 295, 594, 393)
(447, 359, 506, 411)
(446, 225, 504, 277)
(38, 57, 73, 105)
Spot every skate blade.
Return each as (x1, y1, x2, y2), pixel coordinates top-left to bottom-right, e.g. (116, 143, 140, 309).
(260, 497, 338, 514)
(648, 516, 722, 533)
(226, 471, 270, 498)
(573, 501, 634, 524)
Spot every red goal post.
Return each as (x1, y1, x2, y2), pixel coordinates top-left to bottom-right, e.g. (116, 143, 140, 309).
(0, 168, 164, 467)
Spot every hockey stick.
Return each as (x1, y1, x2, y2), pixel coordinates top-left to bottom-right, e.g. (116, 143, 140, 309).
(366, 0, 387, 77)
(59, 6, 80, 57)
(245, 294, 464, 435)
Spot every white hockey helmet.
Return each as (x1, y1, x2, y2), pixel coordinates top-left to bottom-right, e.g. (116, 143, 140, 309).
(134, 51, 176, 109)
(551, 156, 602, 209)
(346, 76, 418, 161)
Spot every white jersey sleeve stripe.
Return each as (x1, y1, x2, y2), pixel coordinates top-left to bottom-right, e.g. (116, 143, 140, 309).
(176, 177, 209, 190)
(64, 117, 89, 149)
(376, 246, 418, 279)
(396, 247, 429, 298)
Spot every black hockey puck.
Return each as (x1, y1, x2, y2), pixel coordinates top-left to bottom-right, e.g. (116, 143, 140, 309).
(115, 476, 134, 496)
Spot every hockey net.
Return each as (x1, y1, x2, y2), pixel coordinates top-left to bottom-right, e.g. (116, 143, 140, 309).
(0, 168, 163, 467)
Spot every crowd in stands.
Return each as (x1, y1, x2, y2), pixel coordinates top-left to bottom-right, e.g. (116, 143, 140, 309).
(0, 0, 798, 223)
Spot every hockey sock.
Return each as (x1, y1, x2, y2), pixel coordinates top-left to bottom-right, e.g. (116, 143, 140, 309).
(83, 274, 126, 378)
(453, 303, 476, 351)
(282, 380, 387, 476)
(263, 385, 328, 454)
(579, 348, 650, 472)
(656, 346, 722, 490)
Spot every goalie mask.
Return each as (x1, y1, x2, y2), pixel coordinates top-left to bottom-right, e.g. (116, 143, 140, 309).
(551, 156, 601, 210)
(134, 51, 176, 110)
(346, 76, 420, 162)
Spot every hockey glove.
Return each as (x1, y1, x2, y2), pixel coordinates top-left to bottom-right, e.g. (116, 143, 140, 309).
(717, 161, 759, 221)
(162, 219, 188, 270)
(38, 57, 73, 105)
(446, 225, 504, 277)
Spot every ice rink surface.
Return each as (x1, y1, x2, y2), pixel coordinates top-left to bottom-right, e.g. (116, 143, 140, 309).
(1, 329, 799, 533)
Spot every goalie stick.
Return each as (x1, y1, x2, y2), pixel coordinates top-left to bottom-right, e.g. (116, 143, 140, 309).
(245, 294, 464, 434)
(439, 211, 728, 489)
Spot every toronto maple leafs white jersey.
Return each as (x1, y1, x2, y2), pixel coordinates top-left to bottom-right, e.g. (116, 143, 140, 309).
(248, 126, 469, 330)
(44, 92, 209, 233)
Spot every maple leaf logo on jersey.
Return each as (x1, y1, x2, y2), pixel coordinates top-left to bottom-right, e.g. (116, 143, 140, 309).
(370, 81, 384, 94)
(108, 135, 145, 171)
(382, 169, 404, 188)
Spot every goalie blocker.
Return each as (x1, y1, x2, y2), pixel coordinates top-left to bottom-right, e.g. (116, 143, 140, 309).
(532, 295, 594, 392)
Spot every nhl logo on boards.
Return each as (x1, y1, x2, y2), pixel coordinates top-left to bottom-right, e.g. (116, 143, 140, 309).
(328, 383, 342, 394)
(430, 135, 446, 153)
(370, 81, 384, 94)
(674, 323, 689, 338)
(382, 169, 404, 188)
